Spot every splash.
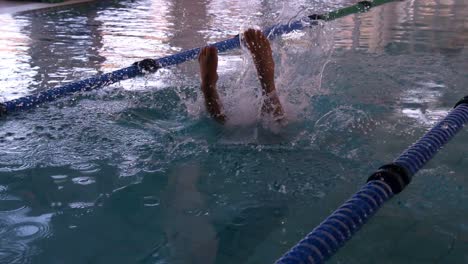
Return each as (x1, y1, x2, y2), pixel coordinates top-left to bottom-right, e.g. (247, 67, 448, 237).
(179, 22, 335, 128)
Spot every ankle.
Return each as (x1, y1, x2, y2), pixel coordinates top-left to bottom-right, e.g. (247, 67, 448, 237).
(201, 73, 218, 84)
(260, 79, 276, 93)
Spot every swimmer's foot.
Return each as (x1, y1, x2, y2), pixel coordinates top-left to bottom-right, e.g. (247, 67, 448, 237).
(244, 29, 285, 121)
(198, 46, 226, 124)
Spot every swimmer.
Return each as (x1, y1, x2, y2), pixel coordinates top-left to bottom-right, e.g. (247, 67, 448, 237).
(198, 28, 285, 124)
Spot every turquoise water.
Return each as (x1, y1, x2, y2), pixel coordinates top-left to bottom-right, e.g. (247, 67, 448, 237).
(0, 0, 467, 263)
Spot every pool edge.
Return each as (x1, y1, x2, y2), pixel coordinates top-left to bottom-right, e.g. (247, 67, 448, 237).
(0, 0, 97, 15)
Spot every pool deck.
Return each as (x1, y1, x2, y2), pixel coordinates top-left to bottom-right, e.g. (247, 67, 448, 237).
(0, 0, 96, 14)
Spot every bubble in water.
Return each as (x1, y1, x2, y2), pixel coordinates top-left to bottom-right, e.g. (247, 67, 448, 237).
(71, 176, 96, 185)
(13, 225, 40, 238)
(70, 162, 100, 174)
(4, 221, 52, 241)
(50, 174, 68, 184)
(143, 196, 160, 207)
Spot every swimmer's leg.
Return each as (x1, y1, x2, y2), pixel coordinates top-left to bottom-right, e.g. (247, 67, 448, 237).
(244, 29, 285, 122)
(198, 46, 226, 124)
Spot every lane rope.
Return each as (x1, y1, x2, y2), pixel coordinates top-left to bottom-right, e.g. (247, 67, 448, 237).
(0, 0, 401, 115)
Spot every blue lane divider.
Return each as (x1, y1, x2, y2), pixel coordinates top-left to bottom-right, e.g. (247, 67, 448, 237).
(0, 0, 399, 116)
(277, 180, 394, 264)
(394, 104, 468, 175)
(2, 66, 141, 113)
(0, 18, 307, 115)
(156, 20, 309, 68)
(275, 101, 468, 264)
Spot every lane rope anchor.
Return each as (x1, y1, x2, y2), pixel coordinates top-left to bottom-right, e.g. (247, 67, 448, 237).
(133, 58, 161, 74)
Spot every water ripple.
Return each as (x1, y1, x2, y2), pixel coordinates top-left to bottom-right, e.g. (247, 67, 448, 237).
(4, 221, 51, 241)
(0, 200, 27, 214)
(0, 241, 34, 264)
(71, 176, 96, 186)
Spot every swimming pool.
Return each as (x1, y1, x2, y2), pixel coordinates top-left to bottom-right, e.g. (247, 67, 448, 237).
(0, 0, 467, 263)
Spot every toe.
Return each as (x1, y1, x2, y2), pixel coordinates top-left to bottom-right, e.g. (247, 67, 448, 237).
(245, 28, 254, 40)
(254, 29, 260, 37)
(208, 47, 213, 58)
(256, 30, 264, 41)
(243, 30, 249, 40)
(244, 29, 255, 47)
(198, 48, 204, 60)
(207, 46, 215, 58)
(199, 47, 210, 61)
(210, 46, 218, 56)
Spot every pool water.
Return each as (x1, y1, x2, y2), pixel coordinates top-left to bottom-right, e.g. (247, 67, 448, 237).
(0, 0, 467, 263)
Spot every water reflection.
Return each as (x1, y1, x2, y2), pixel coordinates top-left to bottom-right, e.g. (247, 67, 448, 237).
(17, 7, 105, 94)
(96, 0, 174, 70)
(1, 0, 465, 102)
(329, 0, 468, 124)
(0, 0, 466, 100)
(0, 14, 35, 101)
(205, 0, 262, 40)
(334, 0, 468, 53)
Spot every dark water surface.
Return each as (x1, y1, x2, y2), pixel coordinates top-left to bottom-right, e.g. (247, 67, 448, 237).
(0, 0, 467, 263)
